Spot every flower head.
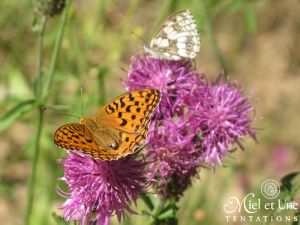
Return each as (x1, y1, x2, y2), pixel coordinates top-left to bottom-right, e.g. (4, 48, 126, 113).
(123, 55, 205, 198)
(123, 54, 256, 198)
(146, 116, 202, 198)
(191, 80, 256, 166)
(58, 152, 148, 225)
(123, 54, 203, 118)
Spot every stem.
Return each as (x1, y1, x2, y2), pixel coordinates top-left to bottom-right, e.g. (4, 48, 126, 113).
(24, 108, 44, 225)
(43, 0, 71, 101)
(24, 2, 71, 224)
(198, 0, 228, 75)
(35, 16, 48, 97)
(24, 14, 48, 225)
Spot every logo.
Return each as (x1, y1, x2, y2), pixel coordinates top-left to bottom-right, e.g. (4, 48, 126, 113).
(223, 179, 299, 223)
(261, 179, 280, 199)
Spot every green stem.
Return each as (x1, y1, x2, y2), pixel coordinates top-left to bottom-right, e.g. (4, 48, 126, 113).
(24, 14, 48, 225)
(24, 108, 44, 225)
(24, 2, 71, 224)
(35, 16, 48, 97)
(43, 0, 71, 101)
(198, 0, 228, 75)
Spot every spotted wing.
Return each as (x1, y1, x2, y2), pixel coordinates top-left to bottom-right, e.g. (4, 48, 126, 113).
(92, 88, 161, 160)
(96, 88, 161, 134)
(54, 123, 100, 156)
(144, 9, 200, 60)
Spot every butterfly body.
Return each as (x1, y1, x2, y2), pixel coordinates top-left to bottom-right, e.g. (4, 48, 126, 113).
(80, 117, 120, 151)
(54, 88, 161, 160)
(144, 9, 200, 61)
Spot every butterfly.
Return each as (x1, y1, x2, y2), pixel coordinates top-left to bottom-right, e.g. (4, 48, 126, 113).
(144, 9, 200, 61)
(54, 88, 161, 160)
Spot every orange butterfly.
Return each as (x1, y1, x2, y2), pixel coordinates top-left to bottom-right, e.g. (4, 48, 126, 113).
(54, 88, 161, 160)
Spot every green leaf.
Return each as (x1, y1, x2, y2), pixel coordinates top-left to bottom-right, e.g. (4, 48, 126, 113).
(140, 194, 154, 211)
(292, 211, 300, 225)
(0, 99, 35, 132)
(141, 210, 152, 217)
(281, 171, 300, 192)
(157, 208, 176, 220)
(52, 213, 70, 225)
(161, 199, 178, 213)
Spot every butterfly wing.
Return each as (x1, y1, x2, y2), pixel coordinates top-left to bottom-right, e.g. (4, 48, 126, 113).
(54, 123, 100, 157)
(91, 88, 161, 160)
(145, 9, 200, 60)
(96, 88, 161, 134)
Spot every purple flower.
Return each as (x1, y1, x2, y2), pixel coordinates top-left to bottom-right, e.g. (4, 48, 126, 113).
(146, 116, 202, 198)
(191, 80, 256, 166)
(123, 55, 205, 198)
(123, 54, 256, 198)
(57, 152, 148, 225)
(123, 54, 203, 118)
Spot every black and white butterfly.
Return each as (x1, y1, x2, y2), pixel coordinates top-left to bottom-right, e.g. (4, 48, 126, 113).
(144, 9, 200, 61)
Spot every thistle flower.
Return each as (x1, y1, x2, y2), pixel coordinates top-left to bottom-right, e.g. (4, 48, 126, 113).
(123, 55, 205, 198)
(191, 81, 256, 166)
(57, 152, 148, 225)
(123, 54, 256, 198)
(123, 54, 203, 118)
(145, 116, 202, 198)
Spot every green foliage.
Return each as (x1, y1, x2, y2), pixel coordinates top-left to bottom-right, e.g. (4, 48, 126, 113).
(280, 171, 300, 200)
(0, 99, 35, 132)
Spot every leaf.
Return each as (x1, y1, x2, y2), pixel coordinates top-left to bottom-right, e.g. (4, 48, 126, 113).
(157, 208, 176, 220)
(293, 211, 300, 225)
(141, 210, 152, 217)
(140, 194, 154, 211)
(281, 171, 300, 192)
(0, 99, 35, 132)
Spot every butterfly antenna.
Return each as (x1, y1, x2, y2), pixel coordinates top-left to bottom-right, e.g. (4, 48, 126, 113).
(80, 87, 84, 117)
(43, 107, 81, 119)
(130, 30, 147, 45)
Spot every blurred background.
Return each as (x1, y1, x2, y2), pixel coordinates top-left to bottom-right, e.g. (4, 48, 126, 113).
(0, 0, 300, 224)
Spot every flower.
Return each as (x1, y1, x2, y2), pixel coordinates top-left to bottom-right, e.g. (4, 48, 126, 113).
(123, 54, 203, 118)
(123, 54, 256, 198)
(191, 80, 256, 166)
(123, 55, 205, 198)
(146, 116, 202, 198)
(57, 152, 148, 225)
